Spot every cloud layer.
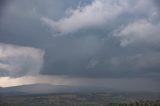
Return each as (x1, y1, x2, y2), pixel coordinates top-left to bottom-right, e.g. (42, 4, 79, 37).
(0, 0, 160, 91)
(0, 76, 159, 92)
(39, 0, 160, 78)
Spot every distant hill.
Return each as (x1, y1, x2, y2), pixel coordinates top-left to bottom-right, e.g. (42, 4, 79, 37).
(0, 87, 3, 90)
(0, 84, 113, 95)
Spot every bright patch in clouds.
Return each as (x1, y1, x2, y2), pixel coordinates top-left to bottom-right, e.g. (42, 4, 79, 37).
(115, 20, 160, 47)
(0, 43, 45, 77)
(41, 0, 158, 35)
(41, 0, 128, 34)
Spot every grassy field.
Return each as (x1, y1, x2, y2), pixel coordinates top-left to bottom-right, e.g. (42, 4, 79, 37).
(0, 93, 159, 106)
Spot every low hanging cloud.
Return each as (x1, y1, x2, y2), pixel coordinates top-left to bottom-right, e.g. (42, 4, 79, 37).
(0, 75, 159, 92)
(0, 43, 45, 77)
(110, 52, 160, 76)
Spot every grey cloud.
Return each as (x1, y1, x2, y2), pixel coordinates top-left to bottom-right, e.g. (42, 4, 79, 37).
(41, 35, 104, 76)
(0, 0, 91, 47)
(110, 52, 160, 76)
(0, 0, 160, 80)
(0, 0, 6, 11)
(0, 0, 10, 18)
(154, 0, 160, 7)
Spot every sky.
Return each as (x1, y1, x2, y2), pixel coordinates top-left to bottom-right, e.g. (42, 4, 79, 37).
(0, 0, 160, 92)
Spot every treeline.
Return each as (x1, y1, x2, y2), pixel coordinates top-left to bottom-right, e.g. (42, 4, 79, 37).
(116, 100, 160, 106)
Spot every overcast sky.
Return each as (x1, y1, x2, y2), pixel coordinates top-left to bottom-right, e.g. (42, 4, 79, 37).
(0, 0, 160, 92)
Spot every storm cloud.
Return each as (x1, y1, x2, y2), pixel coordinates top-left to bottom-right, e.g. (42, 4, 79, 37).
(0, 0, 160, 91)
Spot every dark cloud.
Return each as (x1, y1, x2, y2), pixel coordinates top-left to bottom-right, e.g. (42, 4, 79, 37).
(0, 0, 9, 17)
(0, 0, 7, 10)
(0, 0, 160, 80)
(154, 0, 160, 6)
